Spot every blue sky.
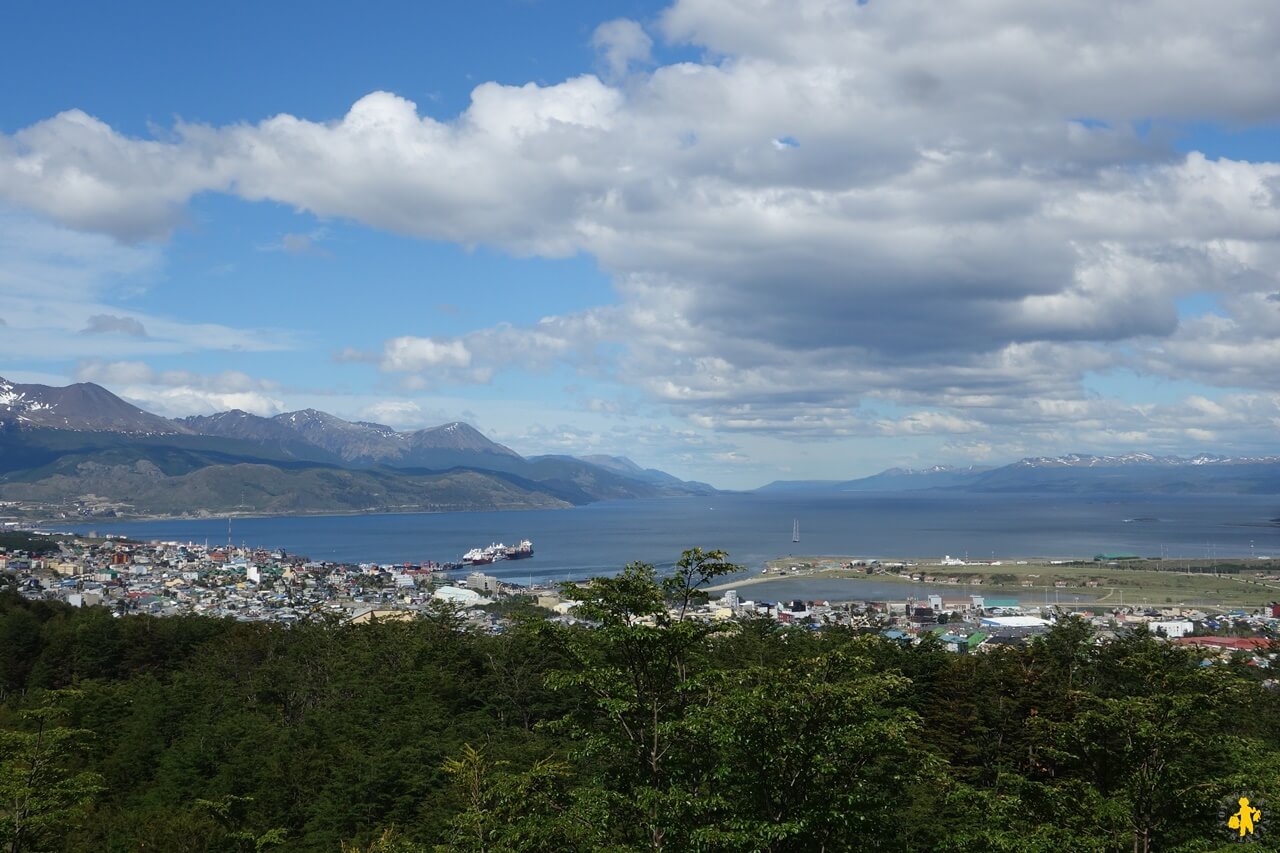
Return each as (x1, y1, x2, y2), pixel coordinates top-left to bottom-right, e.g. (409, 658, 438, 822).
(3, 0, 1280, 488)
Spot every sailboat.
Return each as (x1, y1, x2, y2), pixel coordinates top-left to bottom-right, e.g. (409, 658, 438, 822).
(792, 519, 800, 543)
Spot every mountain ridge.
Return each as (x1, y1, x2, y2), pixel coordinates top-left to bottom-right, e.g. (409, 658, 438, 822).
(758, 453, 1280, 495)
(1, 376, 186, 434)
(0, 376, 715, 519)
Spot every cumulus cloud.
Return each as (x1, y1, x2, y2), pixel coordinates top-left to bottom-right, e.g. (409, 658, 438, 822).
(4, 0, 1280, 456)
(74, 360, 285, 416)
(592, 19, 653, 78)
(81, 313, 148, 337)
(131, 387, 286, 417)
(381, 336, 473, 371)
(360, 400, 423, 427)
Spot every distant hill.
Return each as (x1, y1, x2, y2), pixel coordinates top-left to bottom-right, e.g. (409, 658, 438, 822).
(757, 454, 1280, 495)
(758, 466, 988, 493)
(0, 456, 570, 517)
(0, 376, 716, 519)
(577, 454, 717, 493)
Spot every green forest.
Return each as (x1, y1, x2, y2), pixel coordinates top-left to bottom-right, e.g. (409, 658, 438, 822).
(2, 553, 1279, 852)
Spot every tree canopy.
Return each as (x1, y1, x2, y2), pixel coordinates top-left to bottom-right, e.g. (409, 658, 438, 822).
(0, 549, 1277, 851)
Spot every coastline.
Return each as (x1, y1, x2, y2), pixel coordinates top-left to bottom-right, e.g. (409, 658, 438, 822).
(33, 493, 720, 528)
(706, 553, 1280, 609)
(36, 502, 573, 529)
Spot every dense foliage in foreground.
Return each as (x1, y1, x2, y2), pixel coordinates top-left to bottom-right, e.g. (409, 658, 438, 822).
(2, 553, 1279, 852)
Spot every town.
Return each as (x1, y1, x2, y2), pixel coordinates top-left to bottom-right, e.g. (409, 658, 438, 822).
(3, 531, 1276, 672)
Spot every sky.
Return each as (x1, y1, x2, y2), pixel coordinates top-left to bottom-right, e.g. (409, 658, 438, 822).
(2, 0, 1280, 489)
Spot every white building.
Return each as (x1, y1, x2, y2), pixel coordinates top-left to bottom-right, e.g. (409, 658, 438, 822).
(1150, 619, 1194, 639)
(433, 586, 491, 606)
(466, 572, 501, 594)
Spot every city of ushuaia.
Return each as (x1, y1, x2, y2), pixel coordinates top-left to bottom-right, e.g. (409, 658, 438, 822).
(7, 1, 1280, 850)
(9, 530, 1280, 626)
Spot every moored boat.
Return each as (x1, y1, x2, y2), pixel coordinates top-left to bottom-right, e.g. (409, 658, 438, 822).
(504, 539, 534, 560)
(462, 540, 533, 564)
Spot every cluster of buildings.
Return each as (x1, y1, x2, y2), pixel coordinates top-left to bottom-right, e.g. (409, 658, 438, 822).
(698, 588, 1279, 667)
(1, 535, 518, 628)
(3, 536, 1276, 671)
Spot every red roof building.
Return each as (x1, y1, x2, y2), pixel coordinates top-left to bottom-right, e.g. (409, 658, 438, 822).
(1173, 636, 1273, 652)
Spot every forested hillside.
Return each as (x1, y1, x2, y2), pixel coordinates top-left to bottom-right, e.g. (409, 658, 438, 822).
(1, 559, 1278, 852)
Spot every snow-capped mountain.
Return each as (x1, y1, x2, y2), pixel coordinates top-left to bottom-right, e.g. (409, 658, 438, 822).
(0, 376, 717, 518)
(0, 376, 185, 434)
(1014, 452, 1280, 468)
(758, 453, 1280, 495)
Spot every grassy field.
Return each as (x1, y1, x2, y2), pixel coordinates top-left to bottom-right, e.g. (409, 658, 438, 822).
(727, 555, 1280, 610)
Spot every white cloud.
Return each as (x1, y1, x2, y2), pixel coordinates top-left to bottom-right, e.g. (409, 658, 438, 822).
(592, 19, 653, 78)
(876, 412, 983, 436)
(381, 336, 473, 371)
(0, 210, 295, 359)
(3, 0, 1280, 459)
(73, 360, 285, 416)
(125, 387, 285, 417)
(0, 207, 159, 299)
(360, 400, 423, 427)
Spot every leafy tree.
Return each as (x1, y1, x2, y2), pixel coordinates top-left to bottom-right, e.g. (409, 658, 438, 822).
(661, 547, 737, 621)
(682, 646, 932, 851)
(194, 795, 287, 853)
(0, 690, 103, 853)
(435, 744, 601, 852)
(538, 552, 753, 848)
(343, 828, 427, 853)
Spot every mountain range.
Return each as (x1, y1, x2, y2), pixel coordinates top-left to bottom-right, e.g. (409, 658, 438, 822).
(8, 372, 1279, 521)
(758, 453, 1280, 495)
(0, 376, 714, 520)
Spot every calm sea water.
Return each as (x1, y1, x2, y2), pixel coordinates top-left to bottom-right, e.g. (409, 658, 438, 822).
(58, 491, 1280, 593)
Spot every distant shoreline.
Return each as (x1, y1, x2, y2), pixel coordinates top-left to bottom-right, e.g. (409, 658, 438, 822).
(36, 503, 569, 530)
(705, 553, 1280, 610)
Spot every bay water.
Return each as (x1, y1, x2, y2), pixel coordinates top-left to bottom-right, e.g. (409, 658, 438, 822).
(60, 491, 1280, 599)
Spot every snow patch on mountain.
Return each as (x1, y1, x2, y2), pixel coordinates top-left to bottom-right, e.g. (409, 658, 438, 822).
(1015, 452, 1280, 468)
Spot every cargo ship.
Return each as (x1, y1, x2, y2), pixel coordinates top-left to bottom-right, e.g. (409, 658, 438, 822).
(504, 539, 534, 560)
(462, 539, 533, 565)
